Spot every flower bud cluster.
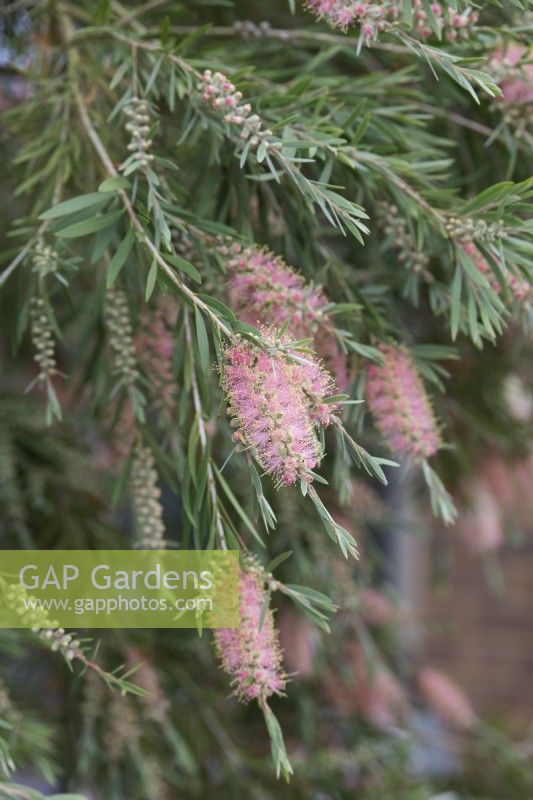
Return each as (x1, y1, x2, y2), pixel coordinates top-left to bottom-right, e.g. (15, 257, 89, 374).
(445, 215, 505, 243)
(105, 289, 140, 389)
(215, 565, 286, 703)
(5, 581, 56, 630)
(379, 203, 432, 282)
(220, 241, 349, 388)
(498, 103, 533, 139)
(411, 1, 478, 42)
(131, 442, 166, 549)
(200, 70, 282, 153)
(32, 240, 59, 278)
(123, 96, 154, 168)
(233, 19, 277, 40)
(38, 627, 82, 660)
(30, 297, 58, 383)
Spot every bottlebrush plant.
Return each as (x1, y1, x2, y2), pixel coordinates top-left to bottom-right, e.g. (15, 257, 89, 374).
(0, 1, 532, 798)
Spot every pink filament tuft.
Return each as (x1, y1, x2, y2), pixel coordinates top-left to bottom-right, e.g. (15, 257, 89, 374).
(222, 333, 323, 486)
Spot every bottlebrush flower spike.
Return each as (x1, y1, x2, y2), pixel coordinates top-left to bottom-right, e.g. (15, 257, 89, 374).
(215, 567, 286, 703)
(131, 441, 166, 549)
(418, 668, 477, 731)
(221, 242, 349, 389)
(366, 344, 441, 460)
(222, 332, 322, 487)
(305, 1, 477, 43)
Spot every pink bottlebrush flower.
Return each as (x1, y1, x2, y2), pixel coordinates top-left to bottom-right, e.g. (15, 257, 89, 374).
(215, 568, 286, 703)
(359, 667, 406, 728)
(366, 344, 441, 460)
(222, 333, 322, 486)
(418, 668, 477, 730)
(462, 242, 532, 305)
(490, 43, 533, 105)
(135, 296, 178, 414)
(222, 243, 349, 389)
(305, 0, 477, 41)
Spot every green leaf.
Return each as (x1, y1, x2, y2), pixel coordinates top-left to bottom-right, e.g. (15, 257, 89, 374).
(145, 259, 158, 300)
(106, 228, 134, 288)
(266, 551, 293, 572)
(57, 210, 124, 239)
(166, 253, 202, 283)
(197, 294, 236, 323)
(214, 465, 264, 546)
(450, 265, 462, 341)
(98, 176, 131, 192)
(261, 703, 293, 781)
(194, 308, 210, 373)
(39, 192, 114, 219)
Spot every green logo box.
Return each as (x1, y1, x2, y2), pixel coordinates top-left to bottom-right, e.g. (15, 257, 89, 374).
(0, 550, 239, 628)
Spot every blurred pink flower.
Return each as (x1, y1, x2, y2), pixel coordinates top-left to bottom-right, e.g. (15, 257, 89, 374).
(366, 344, 441, 460)
(490, 43, 533, 105)
(350, 478, 386, 520)
(459, 482, 504, 553)
(326, 643, 407, 727)
(135, 296, 178, 414)
(418, 667, 477, 730)
(359, 588, 396, 627)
